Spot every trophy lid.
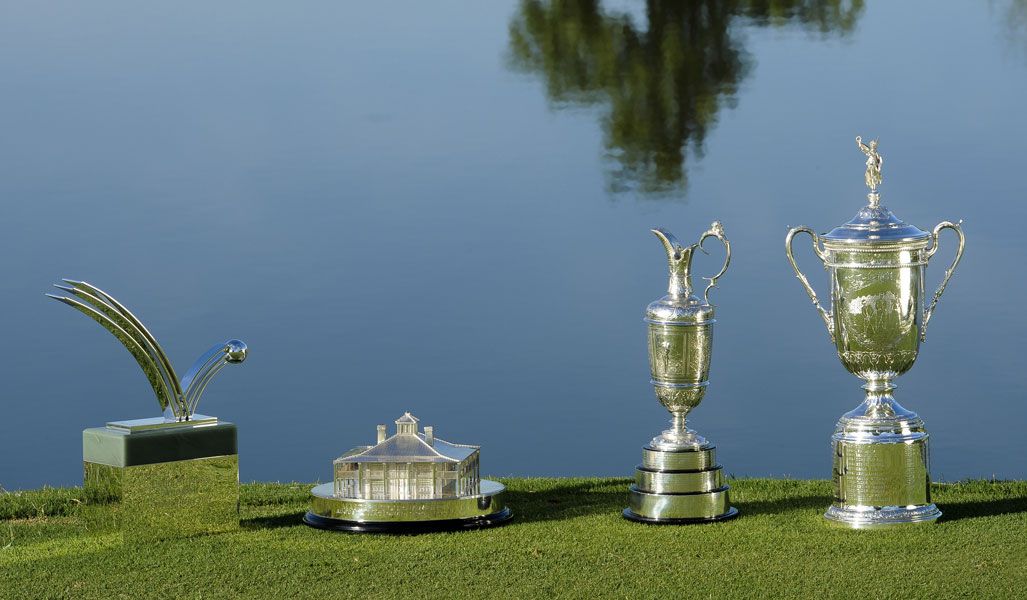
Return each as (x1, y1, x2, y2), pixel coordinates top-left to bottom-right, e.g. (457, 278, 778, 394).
(822, 202, 929, 243)
(822, 137, 930, 244)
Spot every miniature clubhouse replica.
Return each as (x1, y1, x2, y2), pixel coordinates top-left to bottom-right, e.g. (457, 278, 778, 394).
(786, 137, 965, 528)
(624, 223, 739, 524)
(48, 280, 248, 541)
(304, 413, 512, 533)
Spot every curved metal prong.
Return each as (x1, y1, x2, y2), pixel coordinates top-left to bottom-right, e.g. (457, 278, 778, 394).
(53, 284, 186, 417)
(183, 340, 247, 416)
(181, 345, 225, 394)
(186, 360, 230, 415)
(64, 280, 183, 399)
(47, 293, 177, 414)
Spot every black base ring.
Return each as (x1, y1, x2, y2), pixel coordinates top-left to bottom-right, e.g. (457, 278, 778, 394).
(622, 506, 739, 525)
(303, 507, 513, 534)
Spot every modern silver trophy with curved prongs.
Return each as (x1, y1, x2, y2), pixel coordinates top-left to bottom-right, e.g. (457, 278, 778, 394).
(623, 223, 739, 524)
(49, 279, 248, 541)
(48, 279, 247, 427)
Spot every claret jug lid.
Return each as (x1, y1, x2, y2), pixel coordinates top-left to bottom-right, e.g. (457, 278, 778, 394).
(822, 137, 929, 245)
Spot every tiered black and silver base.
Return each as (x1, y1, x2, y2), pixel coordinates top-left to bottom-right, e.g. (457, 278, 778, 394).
(303, 479, 513, 534)
(624, 444, 738, 524)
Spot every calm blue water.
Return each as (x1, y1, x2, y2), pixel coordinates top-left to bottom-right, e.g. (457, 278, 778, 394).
(2, 1, 1026, 489)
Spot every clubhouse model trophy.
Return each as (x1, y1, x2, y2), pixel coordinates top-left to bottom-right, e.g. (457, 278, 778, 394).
(304, 412, 512, 533)
(623, 222, 738, 524)
(785, 137, 965, 528)
(49, 280, 248, 541)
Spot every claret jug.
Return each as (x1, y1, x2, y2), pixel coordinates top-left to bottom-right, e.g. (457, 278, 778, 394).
(785, 136, 965, 528)
(624, 222, 738, 524)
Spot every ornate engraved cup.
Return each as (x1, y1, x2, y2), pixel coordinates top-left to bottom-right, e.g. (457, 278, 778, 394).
(646, 224, 730, 450)
(785, 137, 965, 528)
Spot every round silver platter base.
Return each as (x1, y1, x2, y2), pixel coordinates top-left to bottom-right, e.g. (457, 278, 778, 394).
(303, 479, 513, 534)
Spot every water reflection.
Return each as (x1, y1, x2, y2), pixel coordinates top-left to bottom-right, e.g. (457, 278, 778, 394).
(998, 0, 1027, 59)
(508, 0, 864, 196)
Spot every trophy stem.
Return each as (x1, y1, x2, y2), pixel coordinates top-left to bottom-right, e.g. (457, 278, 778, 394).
(860, 377, 903, 419)
(671, 411, 688, 435)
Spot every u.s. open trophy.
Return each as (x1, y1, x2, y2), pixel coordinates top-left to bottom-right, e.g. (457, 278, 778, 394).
(785, 137, 965, 528)
(623, 222, 738, 524)
(304, 412, 512, 533)
(48, 280, 248, 541)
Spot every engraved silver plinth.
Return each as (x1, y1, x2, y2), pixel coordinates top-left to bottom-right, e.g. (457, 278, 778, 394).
(623, 224, 738, 524)
(304, 413, 512, 533)
(49, 279, 248, 540)
(785, 137, 965, 528)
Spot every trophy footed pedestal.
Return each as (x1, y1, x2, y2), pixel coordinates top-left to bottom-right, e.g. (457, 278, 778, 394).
(623, 224, 738, 524)
(49, 279, 249, 541)
(785, 137, 965, 528)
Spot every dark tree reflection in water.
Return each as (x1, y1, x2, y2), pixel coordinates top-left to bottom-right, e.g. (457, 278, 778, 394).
(508, 0, 864, 196)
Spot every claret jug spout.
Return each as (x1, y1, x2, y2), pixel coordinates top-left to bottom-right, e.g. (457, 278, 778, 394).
(784, 136, 965, 528)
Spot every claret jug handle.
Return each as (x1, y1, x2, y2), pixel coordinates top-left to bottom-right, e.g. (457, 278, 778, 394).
(921, 220, 965, 342)
(651, 221, 731, 304)
(698, 221, 731, 304)
(785, 226, 834, 341)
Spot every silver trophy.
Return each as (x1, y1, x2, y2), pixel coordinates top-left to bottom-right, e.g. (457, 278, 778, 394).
(48, 280, 248, 541)
(623, 223, 738, 524)
(785, 137, 965, 528)
(304, 412, 512, 533)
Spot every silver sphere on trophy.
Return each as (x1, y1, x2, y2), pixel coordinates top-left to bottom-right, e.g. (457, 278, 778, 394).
(785, 137, 965, 528)
(624, 222, 738, 524)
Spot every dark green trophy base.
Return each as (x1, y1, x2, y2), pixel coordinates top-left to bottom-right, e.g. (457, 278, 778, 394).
(82, 420, 239, 542)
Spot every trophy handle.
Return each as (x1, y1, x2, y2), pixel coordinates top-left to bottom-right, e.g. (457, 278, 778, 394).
(785, 226, 834, 341)
(698, 221, 731, 304)
(921, 220, 965, 342)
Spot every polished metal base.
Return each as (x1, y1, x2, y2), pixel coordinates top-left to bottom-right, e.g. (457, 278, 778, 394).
(82, 420, 239, 542)
(106, 414, 218, 432)
(304, 479, 512, 534)
(828, 403, 940, 528)
(624, 444, 737, 524)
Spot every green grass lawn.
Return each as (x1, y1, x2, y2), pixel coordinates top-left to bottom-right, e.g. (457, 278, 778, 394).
(2, 478, 1026, 599)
